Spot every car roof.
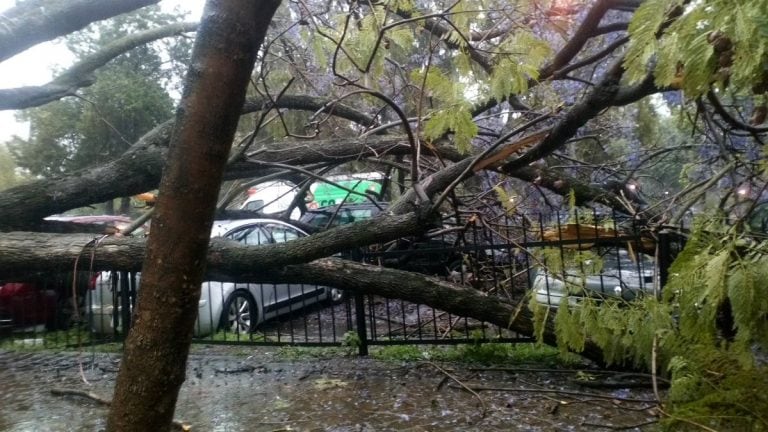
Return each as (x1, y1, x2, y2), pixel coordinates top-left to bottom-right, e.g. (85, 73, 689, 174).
(211, 218, 309, 238)
(317, 201, 387, 208)
(303, 201, 388, 215)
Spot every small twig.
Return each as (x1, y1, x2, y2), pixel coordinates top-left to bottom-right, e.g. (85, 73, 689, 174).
(448, 384, 657, 403)
(581, 419, 659, 430)
(425, 361, 487, 418)
(656, 406, 722, 432)
(121, 209, 153, 236)
(553, 397, 656, 412)
(51, 388, 111, 405)
(573, 380, 668, 390)
(466, 367, 671, 383)
(515, 377, 568, 405)
(214, 365, 257, 374)
(51, 388, 190, 430)
(651, 334, 662, 404)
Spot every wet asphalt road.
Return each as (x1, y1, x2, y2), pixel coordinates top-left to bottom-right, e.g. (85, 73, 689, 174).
(0, 348, 661, 431)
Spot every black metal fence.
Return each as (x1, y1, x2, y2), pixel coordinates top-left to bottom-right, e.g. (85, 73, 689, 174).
(0, 210, 685, 354)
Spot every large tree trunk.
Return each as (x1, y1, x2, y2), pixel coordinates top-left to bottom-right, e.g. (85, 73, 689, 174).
(106, 1, 280, 430)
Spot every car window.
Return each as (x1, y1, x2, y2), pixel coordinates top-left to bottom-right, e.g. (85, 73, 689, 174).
(264, 224, 304, 243)
(226, 226, 269, 245)
(595, 248, 655, 272)
(334, 209, 355, 226)
(242, 199, 265, 211)
(306, 213, 331, 228)
(350, 209, 373, 220)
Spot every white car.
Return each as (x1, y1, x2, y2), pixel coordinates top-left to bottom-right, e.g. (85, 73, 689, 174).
(532, 248, 657, 307)
(89, 219, 344, 336)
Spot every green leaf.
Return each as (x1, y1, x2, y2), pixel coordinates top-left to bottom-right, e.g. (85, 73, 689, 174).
(624, 0, 675, 83)
(423, 105, 478, 153)
(489, 30, 551, 99)
(654, 33, 680, 87)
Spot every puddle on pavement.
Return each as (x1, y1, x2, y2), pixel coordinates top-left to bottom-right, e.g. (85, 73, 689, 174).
(0, 351, 660, 431)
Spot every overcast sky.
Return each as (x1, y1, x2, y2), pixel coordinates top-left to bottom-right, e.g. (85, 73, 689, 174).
(0, 0, 205, 142)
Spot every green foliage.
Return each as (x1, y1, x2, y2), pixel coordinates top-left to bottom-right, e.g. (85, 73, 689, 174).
(276, 346, 352, 360)
(337, 6, 415, 77)
(489, 30, 551, 100)
(537, 216, 768, 429)
(340, 330, 362, 355)
(624, 0, 676, 84)
(8, 98, 81, 176)
(371, 341, 567, 366)
(535, 246, 601, 276)
(626, 0, 768, 97)
(423, 105, 478, 153)
(0, 144, 27, 190)
(413, 69, 478, 152)
(665, 348, 768, 431)
(632, 100, 693, 197)
(493, 185, 518, 214)
(443, 1, 470, 48)
(0, 326, 107, 351)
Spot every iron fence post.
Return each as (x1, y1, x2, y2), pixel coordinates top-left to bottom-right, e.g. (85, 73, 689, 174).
(119, 271, 132, 334)
(658, 230, 671, 288)
(349, 246, 369, 356)
(354, 293, 368, 356)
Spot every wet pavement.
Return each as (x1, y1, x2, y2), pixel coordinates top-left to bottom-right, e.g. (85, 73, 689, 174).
(0, 348, 661, 431)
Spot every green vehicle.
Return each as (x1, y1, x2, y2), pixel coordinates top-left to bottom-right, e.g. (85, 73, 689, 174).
(311, 176, 382, 208)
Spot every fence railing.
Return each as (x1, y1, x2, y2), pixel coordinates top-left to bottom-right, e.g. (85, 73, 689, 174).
(0, 210, 685, 353)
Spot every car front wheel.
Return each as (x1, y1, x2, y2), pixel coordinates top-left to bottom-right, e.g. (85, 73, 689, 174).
(220, 290, 257, 333)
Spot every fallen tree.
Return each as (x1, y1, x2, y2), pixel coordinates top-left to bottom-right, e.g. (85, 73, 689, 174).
(0, 222, 608, 365)
(0, 0, 681, 374)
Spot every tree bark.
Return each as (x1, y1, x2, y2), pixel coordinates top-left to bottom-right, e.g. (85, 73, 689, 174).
(106, 1, 280, 430)
(0, 0, 159, 62)
(0, 212, 429, 279)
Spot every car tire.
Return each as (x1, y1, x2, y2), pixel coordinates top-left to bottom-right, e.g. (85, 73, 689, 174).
(220, 290, 257, 333)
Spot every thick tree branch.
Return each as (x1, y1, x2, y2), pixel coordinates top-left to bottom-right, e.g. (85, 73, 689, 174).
(539, 0, 615, 79)
(0, 0, 159, 62)
(0, 211, 425, 279)
(500, 63, 659, 173)
(508, 166, 630, 211)
(0, 21, 198, 110)
(0, 95, 382, 230)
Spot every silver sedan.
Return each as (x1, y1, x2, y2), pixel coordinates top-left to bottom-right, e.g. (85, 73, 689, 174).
(89, 219, 344, 336)
(532, 248, 657, 307)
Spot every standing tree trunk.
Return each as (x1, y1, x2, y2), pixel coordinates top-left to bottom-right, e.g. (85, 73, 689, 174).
(106, 1, 280, 430)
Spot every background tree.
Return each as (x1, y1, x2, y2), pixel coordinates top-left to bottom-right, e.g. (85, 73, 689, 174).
(0, 143, 27, 190)
(5, 5, 185, 213)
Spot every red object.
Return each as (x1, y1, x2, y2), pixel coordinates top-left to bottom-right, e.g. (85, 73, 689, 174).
(0, 282, 57, 330)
